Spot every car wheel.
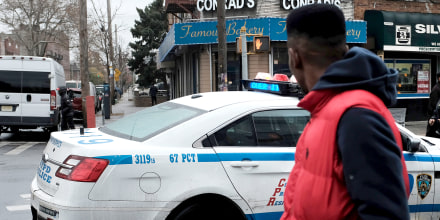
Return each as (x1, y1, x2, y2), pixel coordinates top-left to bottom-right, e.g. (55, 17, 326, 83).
(10, 127, 19, 133)
(171, 202, 244, 220)
(48, 115, 61, 133)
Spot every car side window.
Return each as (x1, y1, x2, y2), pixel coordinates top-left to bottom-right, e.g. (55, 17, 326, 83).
(213, 109, 310, 147)
(215, 116, 257, 146)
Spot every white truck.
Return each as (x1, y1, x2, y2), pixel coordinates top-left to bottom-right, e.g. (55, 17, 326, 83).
(0, 56, 66, 133)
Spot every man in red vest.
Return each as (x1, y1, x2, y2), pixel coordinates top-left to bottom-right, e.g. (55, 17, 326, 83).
(281, 4, 410, 220)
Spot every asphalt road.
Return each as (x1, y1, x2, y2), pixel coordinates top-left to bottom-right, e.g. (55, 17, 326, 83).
(0, 131, 48, 220)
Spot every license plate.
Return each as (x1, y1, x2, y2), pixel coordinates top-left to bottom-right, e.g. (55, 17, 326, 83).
(1, 105, 12, 112)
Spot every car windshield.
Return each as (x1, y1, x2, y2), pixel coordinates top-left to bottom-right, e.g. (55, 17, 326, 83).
(99, 102, 206, 141)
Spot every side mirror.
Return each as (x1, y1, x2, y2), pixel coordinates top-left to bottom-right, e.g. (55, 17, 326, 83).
(403, 135, 421, 153)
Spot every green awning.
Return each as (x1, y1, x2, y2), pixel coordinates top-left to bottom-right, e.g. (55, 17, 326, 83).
(365, 10, 440, 52)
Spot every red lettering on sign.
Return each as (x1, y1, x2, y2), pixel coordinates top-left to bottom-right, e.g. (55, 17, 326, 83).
(272, 188, 281, 196)
(267, 197, 276, 206)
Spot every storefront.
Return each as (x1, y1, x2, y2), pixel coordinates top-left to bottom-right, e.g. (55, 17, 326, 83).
(159, 18, 366, 98)
(365, 10, 440, 121)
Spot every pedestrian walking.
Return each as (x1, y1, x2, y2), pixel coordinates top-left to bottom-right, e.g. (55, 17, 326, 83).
(426, 72, 440, 137)
(59, 87, 75, 130)
(281, 4, 409, 220)
(150, 83, 158, 106)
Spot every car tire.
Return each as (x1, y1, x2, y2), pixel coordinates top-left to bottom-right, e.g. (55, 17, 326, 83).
(171, 202, 245, 220)
(48, 114, 61, 133)
(10, 127, 19, 133)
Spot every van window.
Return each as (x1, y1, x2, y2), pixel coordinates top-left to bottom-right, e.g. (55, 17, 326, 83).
(22, 71, 50, 93)
(0, 70, 21, 93)
(0, 70, 50, 93)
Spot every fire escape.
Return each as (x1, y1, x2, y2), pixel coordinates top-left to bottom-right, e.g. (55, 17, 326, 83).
(164, 0, 199, 21)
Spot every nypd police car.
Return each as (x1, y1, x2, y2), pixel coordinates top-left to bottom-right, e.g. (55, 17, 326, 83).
(31, 79, 440, 220)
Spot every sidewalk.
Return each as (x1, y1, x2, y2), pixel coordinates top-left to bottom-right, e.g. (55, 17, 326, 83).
(95, 92, 146, 127)
(404, 120, 427, 136)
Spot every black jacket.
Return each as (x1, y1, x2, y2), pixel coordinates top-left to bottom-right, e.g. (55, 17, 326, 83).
(428, 83, 440, 117)
(60, 91, 74, 117)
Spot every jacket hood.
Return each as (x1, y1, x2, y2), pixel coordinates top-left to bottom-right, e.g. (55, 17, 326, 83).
(312, 47, 398, 106)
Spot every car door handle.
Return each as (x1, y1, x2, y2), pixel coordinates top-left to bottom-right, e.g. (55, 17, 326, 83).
(230, 161, 259, 168)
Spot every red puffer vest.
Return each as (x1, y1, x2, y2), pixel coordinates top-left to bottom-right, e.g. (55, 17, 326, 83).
(281, 89, 409, 220)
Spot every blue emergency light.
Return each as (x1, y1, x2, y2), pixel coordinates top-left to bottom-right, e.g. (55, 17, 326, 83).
(249, 82, 280, 92)
(242, 79, 302, 97)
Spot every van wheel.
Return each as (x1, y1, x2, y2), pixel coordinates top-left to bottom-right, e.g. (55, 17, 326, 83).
(48, 118, 61, 133)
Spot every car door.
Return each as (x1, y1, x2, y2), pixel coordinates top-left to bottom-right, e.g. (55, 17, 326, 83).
(211, 109, 310, 219)
(402, 131, 435, 219)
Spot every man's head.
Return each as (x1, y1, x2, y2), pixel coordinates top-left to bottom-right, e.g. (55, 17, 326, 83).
(437, 72, 440, 82)
(286, 4, 347, 93)
(58, 86, 67, 96)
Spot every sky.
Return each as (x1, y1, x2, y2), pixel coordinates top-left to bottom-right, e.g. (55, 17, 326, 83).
(93, 0, 155, 50)
(0, 0, 154, 51)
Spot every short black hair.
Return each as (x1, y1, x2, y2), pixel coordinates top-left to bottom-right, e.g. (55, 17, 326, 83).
(286, 4, 346, 39)
(436, 72, 440, 78)
(286, 4, 347, 67)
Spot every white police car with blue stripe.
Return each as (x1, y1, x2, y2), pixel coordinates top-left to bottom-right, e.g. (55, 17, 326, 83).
(30, 79, 440, 220)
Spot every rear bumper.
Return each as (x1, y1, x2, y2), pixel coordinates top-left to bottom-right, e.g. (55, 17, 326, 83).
(30, 177, 170, 220)
(0, 110, 59, 128)
(73, 110, 83, 119)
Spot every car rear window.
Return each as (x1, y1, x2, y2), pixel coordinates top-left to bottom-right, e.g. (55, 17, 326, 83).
(100, 102, 205, 141)
(0, 70, 50, 93)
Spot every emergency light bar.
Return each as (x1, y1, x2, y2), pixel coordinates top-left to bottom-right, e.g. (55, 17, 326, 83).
(242, 79, 303, 97)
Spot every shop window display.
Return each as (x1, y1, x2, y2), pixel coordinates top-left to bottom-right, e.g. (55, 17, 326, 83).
(384, 59, 430, 94)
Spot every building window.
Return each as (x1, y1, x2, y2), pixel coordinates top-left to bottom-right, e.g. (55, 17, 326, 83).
(273, 47, 291, 77)
(385, 59, 431, 94)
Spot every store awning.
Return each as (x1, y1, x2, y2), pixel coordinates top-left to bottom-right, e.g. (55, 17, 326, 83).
(159, 18, 366, 62)
(365, 10, 440, 52)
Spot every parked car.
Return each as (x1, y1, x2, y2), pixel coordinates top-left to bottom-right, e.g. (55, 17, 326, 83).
(65, 80, 80, 89)
(67, 82, 99, 119)
(95, 85, 104, 112)
(30, 79, 436, 220)
(67, 88, 82, 119)
(0, 56, 65, 133)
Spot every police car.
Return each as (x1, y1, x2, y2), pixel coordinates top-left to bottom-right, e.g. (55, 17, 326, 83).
(30, 79, 439, 220)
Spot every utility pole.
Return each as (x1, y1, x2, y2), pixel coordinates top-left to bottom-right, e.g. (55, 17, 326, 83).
(80, 0, 90, 127)
(107, 0, 114, 113)
(217, 0, 227, 91)
(115, 24, 120, 89)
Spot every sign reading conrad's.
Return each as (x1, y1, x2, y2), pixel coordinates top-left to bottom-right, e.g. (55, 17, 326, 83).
(197, 0, 256, 11)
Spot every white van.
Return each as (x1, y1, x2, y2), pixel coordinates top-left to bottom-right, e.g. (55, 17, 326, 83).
(0, 56, 65, 133)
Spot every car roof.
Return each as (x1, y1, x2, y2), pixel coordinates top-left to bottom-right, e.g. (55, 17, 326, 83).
(169, 91, 300, 111)
(68, 88, 81, 92)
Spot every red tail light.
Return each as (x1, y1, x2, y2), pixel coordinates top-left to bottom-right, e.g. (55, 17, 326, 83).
(55, 155, 109, 182)
(50, 90, 56, 110)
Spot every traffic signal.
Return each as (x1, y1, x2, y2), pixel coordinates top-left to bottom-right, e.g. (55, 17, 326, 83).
(236, 37, 242, 54)
(253, 36, 270, 53)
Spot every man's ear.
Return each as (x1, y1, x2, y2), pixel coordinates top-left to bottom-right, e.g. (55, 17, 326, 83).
(288, 47, 302, 70)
